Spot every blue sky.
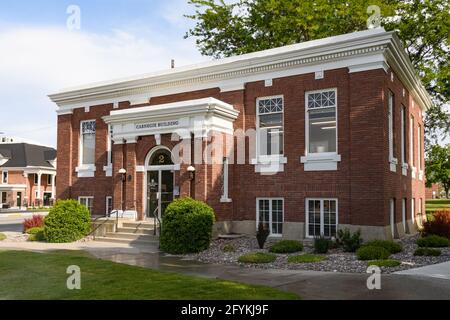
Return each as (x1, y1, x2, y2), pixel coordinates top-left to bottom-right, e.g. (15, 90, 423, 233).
(0, 0, 209, 147)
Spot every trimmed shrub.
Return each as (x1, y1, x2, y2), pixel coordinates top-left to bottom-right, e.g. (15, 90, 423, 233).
(238, 252, 276, 264)
(27, 227, 46, 242)
(422, 211, 450, 240)
(288, 254, 326, 263)
(256, 223, 270, 249)
(416, 235, 449, 248)
(356, 246, 391, 261)
(269, 240, 303, 253)
(23, 215, 45, 232)
(44, 200, 91, 243)
(0, 233, 6, 241)
(367, 259, 401, 267)
(362, 240, 403, 254)
(414, 248, 442, 256)
(314, 237, 330, 254)
(222, 244, 235, 253)
(160, 198, 215, 254)
(337, 228, 363, 252)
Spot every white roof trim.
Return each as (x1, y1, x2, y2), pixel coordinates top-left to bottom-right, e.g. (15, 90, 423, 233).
(49, 28, 432, 111)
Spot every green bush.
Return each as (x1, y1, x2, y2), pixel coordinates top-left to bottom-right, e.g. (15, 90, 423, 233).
(0, 233, 6, 241)
(256, 223, 270, 249)
(222, 244, 235, 253)
(44, 200, 91, 243)
(27, 227, 46, 242)
(269, 240, 303, 253)
(238, 252, 276, 264)
(414, 248, 442, 256)
(314, 237, 330, 254)
(337, 228, 363, 252)
(160, 198, 215, 254)
(416, 235, 449, 248)
(356, 246, 391, 261)
(288, 254, 326, 263)
(367, 259, 401, 267)
(362, 240, 403, 254)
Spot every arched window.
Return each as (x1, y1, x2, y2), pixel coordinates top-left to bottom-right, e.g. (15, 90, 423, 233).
(149, 148, 174, 166)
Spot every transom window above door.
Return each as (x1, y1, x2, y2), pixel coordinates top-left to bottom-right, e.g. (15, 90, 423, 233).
(149, 148, 174, 166)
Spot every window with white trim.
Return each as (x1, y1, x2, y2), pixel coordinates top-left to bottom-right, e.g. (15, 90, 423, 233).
(220, 157, 231, 202)
(257, 198, 283, 236)
(80, 120, 96, 166)
(79, 197, 94, 213)
(257, 97, 284, 156)
(388, 91, 396, 168)
(107, 124, 113, 166)
(47, 175, 52, 185)
(411, 198, 415, 223)
(417, 125, 422, 171)
(410, 115, 415, 168)
(306, 199, 338, 238)
(401, 106, 407, 165)
(306, 89, 337, 154)
(106, 196, 113, 215)
(34, 174, 39, 185)
(1, 171, 7, 184)
(402, 198, 407, 233)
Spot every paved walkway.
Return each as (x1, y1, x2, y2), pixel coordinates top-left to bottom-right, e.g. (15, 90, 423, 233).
(1, 239, 449, 300)
(395, 261, 450, 280)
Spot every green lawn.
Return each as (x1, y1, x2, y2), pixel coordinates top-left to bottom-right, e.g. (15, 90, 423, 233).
(426, 199, 450, 219)
(0, 250, 298, 300)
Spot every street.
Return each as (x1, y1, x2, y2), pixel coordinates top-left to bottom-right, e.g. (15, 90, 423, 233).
(0, 213, 48, 233)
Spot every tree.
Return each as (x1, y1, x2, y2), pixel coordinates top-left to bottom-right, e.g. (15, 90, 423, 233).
(425, 144, 450, 198)
(185, 0, 450, 145)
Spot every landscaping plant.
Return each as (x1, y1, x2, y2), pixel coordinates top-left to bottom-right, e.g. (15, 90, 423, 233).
(27, 227, 46, 242)
(362, 240, 403, 254)
(269, 240, 303, 253)
(288, 254, 325, 264)
(256, 223, 270, 249)
(0, 233, 6, 241)
(160, 197, 215, 254)
(337, 228, 363, 252)
(416, 235, 449, 248)
(422, 210, 450, 240)
(23, 215, 45, 232)
(414, 248, 442, 256)
(314, 236, 330, 254)
(367, 259, 401, 267)
(222, 244, 235, 253)
(238, 252, 276, 264)
(44, 200, 91, 243)
(356, 246, 391, 261)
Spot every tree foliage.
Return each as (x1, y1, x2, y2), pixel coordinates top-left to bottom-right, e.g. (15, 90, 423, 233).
(185, 0, 449, 145)
(425, 144, 450, 197)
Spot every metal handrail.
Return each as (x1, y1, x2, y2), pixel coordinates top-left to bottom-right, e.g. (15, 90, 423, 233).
(89, 210, 119, 238)
(151, 207, 160, 236)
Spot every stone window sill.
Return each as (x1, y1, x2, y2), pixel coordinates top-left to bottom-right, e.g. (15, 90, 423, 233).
(389, 157, 398, 172)
(300, 153, 341, 171)
(401, 163, 409, 176)
(220, 197, 232, 203)
(76, 165, 96, 178)
(103, 164, 112, 177)
(251, 155, 287, 174)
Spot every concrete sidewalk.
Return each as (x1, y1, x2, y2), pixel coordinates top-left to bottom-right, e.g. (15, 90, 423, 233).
(395, 261, 450, 280)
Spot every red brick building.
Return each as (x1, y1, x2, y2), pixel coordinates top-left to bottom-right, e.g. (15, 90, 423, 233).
(49, 29, 430, 240)
(0, 138, 56, 209)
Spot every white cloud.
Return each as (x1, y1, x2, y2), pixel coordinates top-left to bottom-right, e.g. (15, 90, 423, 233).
(0, 25, 208, 147)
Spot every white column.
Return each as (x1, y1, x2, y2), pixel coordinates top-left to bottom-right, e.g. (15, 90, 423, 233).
(51, 174, 56, 199)
(37, 172, 42, 200)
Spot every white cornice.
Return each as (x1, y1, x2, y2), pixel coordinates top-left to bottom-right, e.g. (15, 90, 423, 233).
(49, 28, 432, 111)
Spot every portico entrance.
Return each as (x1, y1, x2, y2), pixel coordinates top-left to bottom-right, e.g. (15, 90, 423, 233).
(145, 147, 175, 221)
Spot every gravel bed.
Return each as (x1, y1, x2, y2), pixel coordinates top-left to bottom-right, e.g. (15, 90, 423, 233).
(184, 234, 450, 274)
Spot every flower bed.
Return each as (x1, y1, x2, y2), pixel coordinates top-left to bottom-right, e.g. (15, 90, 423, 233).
(184, 234, 450, 274)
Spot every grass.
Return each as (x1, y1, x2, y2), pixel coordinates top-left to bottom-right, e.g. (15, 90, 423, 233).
(0, 233, 6, 241)
(426, 199, 450, 217)
(367, 259, 401, 267)
(0, 251, 298, 300)
(288, 254, 326, 263)
(238, 252, 277, 264)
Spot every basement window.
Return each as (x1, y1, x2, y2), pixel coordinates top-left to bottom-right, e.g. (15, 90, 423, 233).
(256, 198, 283, 236)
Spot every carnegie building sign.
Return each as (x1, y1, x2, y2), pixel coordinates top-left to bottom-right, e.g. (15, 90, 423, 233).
(135, 120, 180, 131)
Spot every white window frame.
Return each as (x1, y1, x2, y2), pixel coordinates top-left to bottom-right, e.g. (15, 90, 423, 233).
(410, 115, 416, 178)
(302, 88, 341, 171)
(79, 196, 94, 213)
(390, 198, 396, 238)
(400, 106, 408, 175)
(103, 124, 113, 177)
(402, 198, 407, 233)
(388, 91, 397, 172)
(105, 196, 113, 215)
(34, 174, 39, 185)
(411, 198, 415, 224)
(305, 198, 339, 239)
(220, 157, 231, 203)
(256, 198, 284, 237)
(1, 191, 7, 204)
(77, 120, 97, 178)
(47, 174, 52, 185)
(417, 125, 423, 180)
(1, 171, 8, 184)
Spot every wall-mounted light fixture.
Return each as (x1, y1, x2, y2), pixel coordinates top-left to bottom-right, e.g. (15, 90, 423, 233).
(118, 168, 127, 182)
(187, 166, 196, 181)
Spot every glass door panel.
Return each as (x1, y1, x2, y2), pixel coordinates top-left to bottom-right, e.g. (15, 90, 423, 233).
(160, 170, 174, 218)
(147, 171, 159, 219)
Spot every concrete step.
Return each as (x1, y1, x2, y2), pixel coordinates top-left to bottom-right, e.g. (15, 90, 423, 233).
(122, 222, 156, 229)
(94, 236, 159, 245)
(105, 232, 158, 241)
(117, 227, 155, 235)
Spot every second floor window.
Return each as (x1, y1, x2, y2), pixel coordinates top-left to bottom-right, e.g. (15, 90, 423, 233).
(410, 115, 415, 167)
(388, 91, 395, 161)
(417, 125, 422, 170)
(401, 106, 407, 164)
(306, 89, 337, 154)
(81, 120, 96, 166)
(257, 97, 284, 156)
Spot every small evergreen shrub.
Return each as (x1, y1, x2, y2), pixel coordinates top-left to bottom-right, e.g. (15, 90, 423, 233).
(44, 200, 91, 243)
(416, 235, 449, 248)
(269, 240, 303, 253)
(337, 228, 363, 252)
(362, 240, 403, 254)
(160, 198, 215, 254)
(422, 211, 450, 240)
(238, 252, 276, 264)
(222, 244, 235, 253)
(367, 259, 401, 267)
(414, 248, 442, 256)
(314, 236, 330, 254)
(256, 223, 270, 249)
(288, 254, 326, 263)
(27, 227, 46, 242)
(356, 246, 391, 261)
(0, 233, 6, 241)
(23, 215, 45, 232)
